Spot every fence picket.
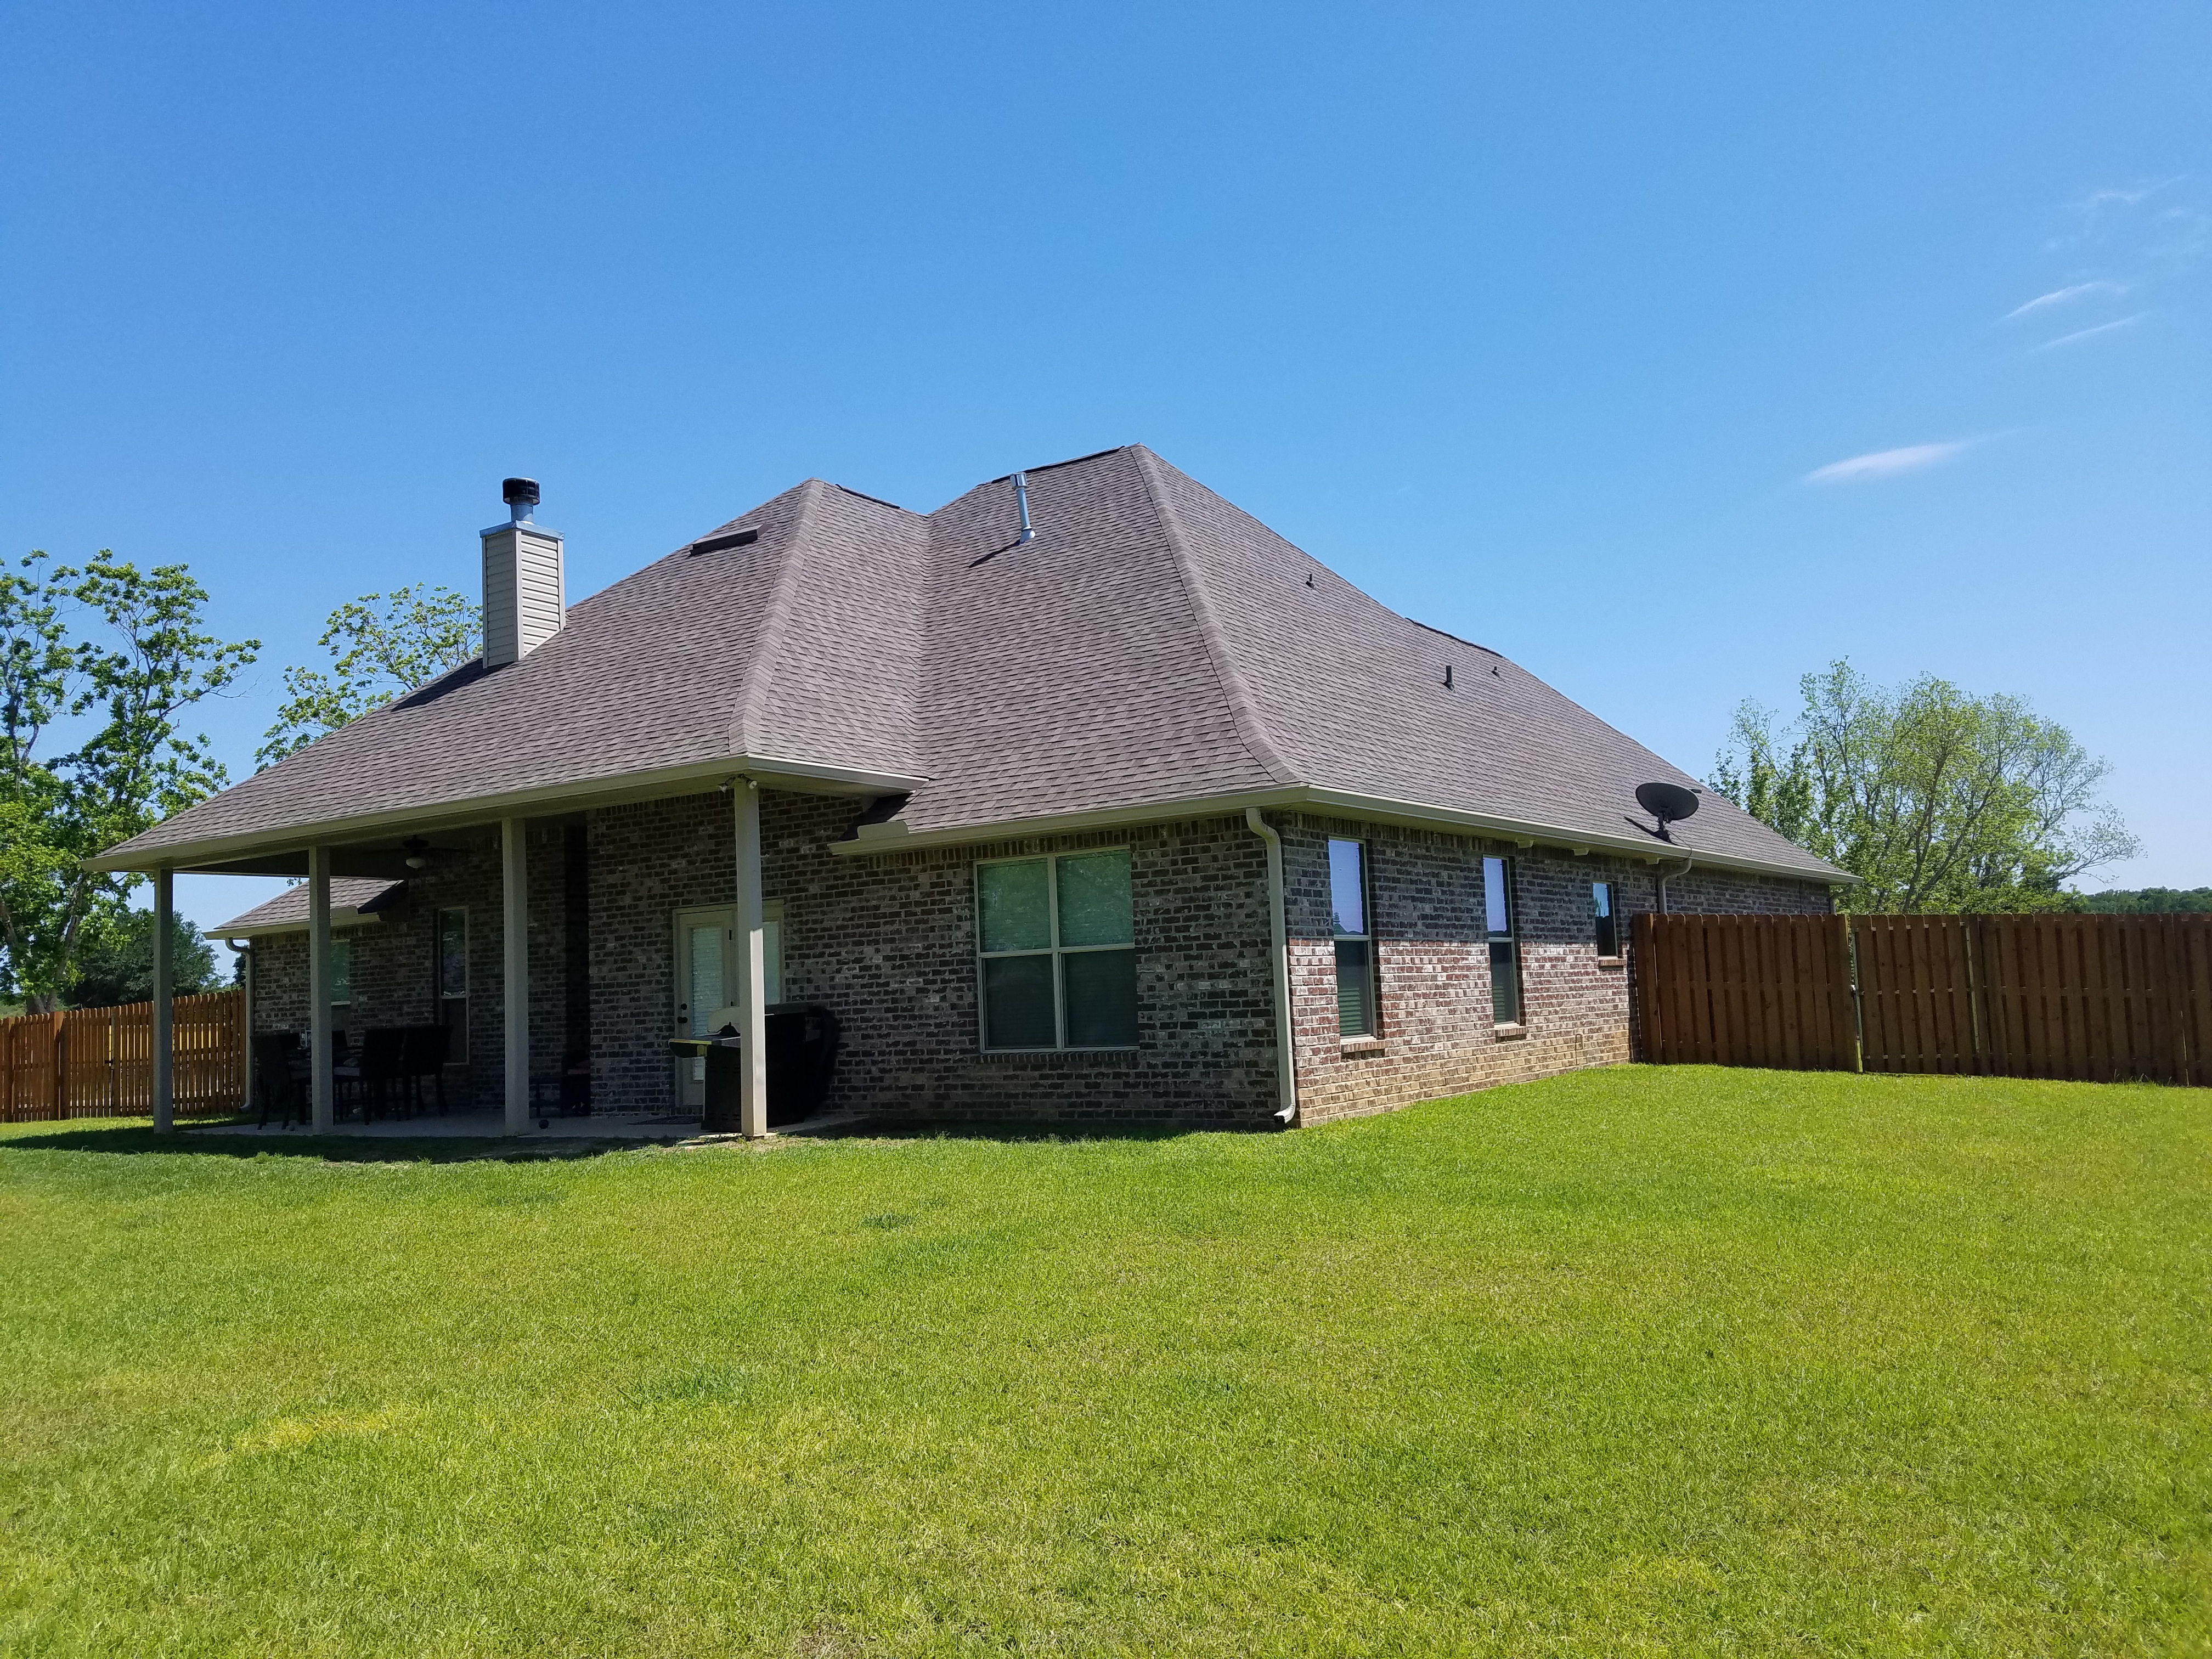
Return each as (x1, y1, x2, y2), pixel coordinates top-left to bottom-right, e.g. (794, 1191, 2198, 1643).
(0, 989, 245, 1122)
(1641, 913, 2212, 1086)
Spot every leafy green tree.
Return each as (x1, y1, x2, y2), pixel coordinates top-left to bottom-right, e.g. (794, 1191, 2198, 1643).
(69, 909, 223, 1008)
(0, 554, 257, 1010)
(1711, 661, 2137, 913)
(257, 585, 480, 767)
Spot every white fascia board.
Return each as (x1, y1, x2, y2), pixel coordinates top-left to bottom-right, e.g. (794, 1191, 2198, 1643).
(213, 910, 386, 940)
(1293, 788, 1858, 884)
(86, 753, 929, 874)
(831, 785, 1857, 886)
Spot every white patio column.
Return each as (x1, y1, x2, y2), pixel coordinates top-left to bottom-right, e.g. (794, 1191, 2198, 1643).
(733, 778, 769, 1139)
(151, 866, 174, 1133)
(502, 817, 529, 1135)
(308, 847, 335, 1132)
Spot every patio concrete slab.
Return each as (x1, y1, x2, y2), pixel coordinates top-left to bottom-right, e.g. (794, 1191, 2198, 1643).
(183, 1108, 868, 1143)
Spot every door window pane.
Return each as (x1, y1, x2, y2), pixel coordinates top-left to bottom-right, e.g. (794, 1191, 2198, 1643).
(1063, 949, 1137, 1047)
(1328, 840, 1367, 936)
(983, 955, 1057, 1048)
(687, 924, 724, 1036)
(330, 936, 352, 1007)
(979, 860, 1052, 952)
(1056, 850, 1132, 946)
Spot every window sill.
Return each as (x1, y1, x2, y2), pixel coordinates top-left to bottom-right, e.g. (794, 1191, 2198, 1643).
(1493, 1023, 1528, 1041)
(1339, 1036, 1386, 1056)
(978, 1047, 1141, 1062)
(1596, 956, 1626, 969)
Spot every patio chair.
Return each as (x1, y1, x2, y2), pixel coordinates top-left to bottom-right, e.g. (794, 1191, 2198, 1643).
(252, 1032, 305, 1128)
(559, 1045, 591, 1116)
(355, 1028, 411, 1121)
(399, 1024, 450, 1114)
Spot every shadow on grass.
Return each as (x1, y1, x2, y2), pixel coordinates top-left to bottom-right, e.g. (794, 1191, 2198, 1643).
(0, 1120, 656, 1164)
(1, 1099, 1285, 1163)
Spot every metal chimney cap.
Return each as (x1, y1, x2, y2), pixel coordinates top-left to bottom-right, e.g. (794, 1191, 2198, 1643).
(501, 477, 541, 507)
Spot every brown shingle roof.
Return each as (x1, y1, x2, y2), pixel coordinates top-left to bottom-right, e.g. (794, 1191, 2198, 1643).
(99, 447, 1843, 884)
(210, 878, 403, 935)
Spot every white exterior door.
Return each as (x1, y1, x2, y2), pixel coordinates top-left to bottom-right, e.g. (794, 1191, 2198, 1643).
(672, 903, 782, 1108)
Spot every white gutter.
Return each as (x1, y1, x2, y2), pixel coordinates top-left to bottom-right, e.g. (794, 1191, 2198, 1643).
(836, 784, 1854, 889)
(1245, 808, 1299, 1126)
(213, 911, 387, 941)
(86, 752, 929, 874)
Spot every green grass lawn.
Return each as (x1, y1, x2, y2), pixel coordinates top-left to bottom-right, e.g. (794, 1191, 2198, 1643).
(1, 1066, 2206, 1656)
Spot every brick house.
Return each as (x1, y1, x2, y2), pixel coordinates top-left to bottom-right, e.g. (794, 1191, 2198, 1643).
(98, 446, 1844, 1134)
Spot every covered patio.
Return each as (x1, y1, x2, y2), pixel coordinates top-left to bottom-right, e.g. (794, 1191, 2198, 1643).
(101, 759, 906, 1141)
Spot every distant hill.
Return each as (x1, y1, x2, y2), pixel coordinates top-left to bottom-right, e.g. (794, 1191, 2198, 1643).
(2066, 888, 2212, 915)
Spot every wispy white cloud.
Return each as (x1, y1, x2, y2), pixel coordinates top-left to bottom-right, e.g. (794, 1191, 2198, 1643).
(1804, 442, 1968, 485)
(2031, 313, 2147, 352)
(2005, 280, 2126, 319)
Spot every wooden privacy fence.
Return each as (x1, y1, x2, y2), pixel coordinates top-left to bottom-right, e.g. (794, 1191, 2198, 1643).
(1630, 913, 1859, 1072)
(0, 988, 246, 1122)
(1634, 912, 2212, 1086)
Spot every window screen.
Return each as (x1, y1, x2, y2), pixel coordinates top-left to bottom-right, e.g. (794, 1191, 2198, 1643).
(977, 850, 1136, 1049)
(1485, 856, 1521, 1025)
(1330, 839, 1374, 1037)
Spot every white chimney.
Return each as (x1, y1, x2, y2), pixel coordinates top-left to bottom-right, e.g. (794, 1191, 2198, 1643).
(481, 476, 564, 667)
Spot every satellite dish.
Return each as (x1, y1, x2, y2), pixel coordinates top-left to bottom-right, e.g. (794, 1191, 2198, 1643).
(1635, 781, 1701, 840)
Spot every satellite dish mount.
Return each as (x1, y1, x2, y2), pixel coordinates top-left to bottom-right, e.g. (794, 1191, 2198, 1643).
(1634, 781, 1701, 844)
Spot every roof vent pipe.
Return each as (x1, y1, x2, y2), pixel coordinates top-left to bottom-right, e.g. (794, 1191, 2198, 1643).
(482, 477, 565, 668)
(1012, 471, 1035, 544)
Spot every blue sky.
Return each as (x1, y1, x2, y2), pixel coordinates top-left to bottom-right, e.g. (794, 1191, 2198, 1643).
(4, 1, 2207, 934)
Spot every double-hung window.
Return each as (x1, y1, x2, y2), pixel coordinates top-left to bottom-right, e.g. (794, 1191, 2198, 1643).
(1592, 881, 1620, 958)
(1484, 856, 1521, 1025)
(977, 849, 1137, 1049)
(330, 935, 353, 1010)
(1330, 839, 1375, 1037)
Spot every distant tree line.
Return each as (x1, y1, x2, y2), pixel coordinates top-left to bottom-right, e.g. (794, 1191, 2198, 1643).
(2064, 888, 2212, 915)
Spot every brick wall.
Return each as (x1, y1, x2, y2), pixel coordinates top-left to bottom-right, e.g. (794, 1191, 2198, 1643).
(242, 823, 577, 1110)
(584, 792, 1282, 1128)
(244, 791, 1831, 1131)
(1275, 812, 1833, 1126)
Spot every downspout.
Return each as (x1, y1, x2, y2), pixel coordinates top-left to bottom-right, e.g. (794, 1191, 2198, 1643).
(1656, 845, 1694, 913)
(1245, 808, 1299, 1126)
